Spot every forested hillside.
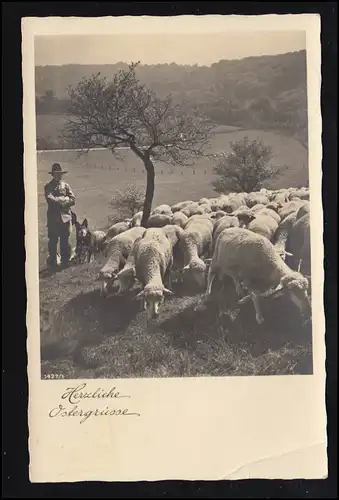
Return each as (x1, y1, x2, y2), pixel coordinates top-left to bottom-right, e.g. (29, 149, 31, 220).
(35, 50, 308, 150)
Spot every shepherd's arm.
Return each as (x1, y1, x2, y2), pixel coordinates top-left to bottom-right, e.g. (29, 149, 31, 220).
(44, 185, 65, 206)
(65, 183, 76, 207)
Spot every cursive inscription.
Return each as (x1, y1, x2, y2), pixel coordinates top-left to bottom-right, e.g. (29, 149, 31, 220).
(48, 384, 141, 423)
(61, 383, 129, 404)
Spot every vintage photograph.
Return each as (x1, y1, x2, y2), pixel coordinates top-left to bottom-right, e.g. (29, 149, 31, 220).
(36, 29, 313, 380)
(22, 14, 327, 483)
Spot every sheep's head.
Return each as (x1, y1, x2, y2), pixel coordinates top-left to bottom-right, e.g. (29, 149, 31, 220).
(280, 273, 311, 318)
(183, 260, 207, 289)
(115, 266, 136, 295)
(237, 211, 256, 228)
(97, 269, 119, 296)
(266, 202, 280, 213)
(135, 285, 173, 319)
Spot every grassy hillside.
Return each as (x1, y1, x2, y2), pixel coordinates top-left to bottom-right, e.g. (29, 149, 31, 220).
(40, 253, 313, 379)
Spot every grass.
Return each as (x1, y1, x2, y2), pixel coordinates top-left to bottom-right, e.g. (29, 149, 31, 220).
(37, 127, 312, 379)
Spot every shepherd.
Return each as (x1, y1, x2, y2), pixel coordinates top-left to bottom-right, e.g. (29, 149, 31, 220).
(44, 163, 76, 269)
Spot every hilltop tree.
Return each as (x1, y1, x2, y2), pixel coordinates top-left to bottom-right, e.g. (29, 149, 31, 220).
(212, 136, 284, 193)
(63, 62, 215, 226)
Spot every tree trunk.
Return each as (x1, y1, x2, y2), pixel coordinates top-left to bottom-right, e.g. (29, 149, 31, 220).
(141, 158, 155, 228)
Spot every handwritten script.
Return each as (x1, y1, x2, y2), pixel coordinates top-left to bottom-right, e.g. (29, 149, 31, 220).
(48, 383, 141, 424)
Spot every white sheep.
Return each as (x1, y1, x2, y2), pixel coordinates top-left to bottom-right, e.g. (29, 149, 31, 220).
(212, 215, 240, 250)
(97, 227, 146, 296)
(246, 194, 269, 208)
(210, 210, 227, 220)
(147, 213, 173, 228)
(199, 203, 212, 214)
(171, 211, 189, 228)
(287, 212, 311, 277)
(272, 203, 310, 262)
(106, 221, 130, 240)
(278, 200, 308, 221)
(151, 204, 173, 216)
(171, 200, 194, 213)
(248, 207, 281, 241)
(130, 225, 184, 319)
(272, 211, 297, 261)
(181, 203, 204, 218)
(177, 216, 214, 288)
(198, 197, 210, 206)
(289, 189, 309, 201)
(205, 227, 311, 324)
(250, 203, 266, 213)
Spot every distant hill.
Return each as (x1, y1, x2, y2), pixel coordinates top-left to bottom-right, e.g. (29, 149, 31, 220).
(35, 50, 308, 150)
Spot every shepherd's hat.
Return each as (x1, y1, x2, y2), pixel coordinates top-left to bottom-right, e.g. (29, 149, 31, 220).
(49, 163, 68, 175)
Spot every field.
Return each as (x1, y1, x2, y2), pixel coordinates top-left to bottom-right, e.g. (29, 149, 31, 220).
(37, 126, 312, 379)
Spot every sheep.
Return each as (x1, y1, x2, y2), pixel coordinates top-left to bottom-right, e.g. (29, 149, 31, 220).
(247, 207, 281, 242)
(290, 190, 309, 201)
(272, 212, 298, 261)
(151, 204, 173, 216)
(273, 192, 290, 206)
(128, 225, 184, 319)
(208, 198, 224, 212)
(212, 215, 240, 251)
(171, 211, 189, 228)
(272, 203, 310, 263)
(177, 217, 213, 289)
(199, 203, 212, 213)
(184, 214, 214, 232)
(210, 210, 227, 220)
(181, 203, 204, 218)
(106, 221, 130, 240)
(288, 212, 311, 277)
(198, 197, 210, 206)
(97, 227, 146, 296)
(130, 211, 143, 227)
(205, 227, 311, 324)
(227, 193, 248, 212)
(266, 201, 280, 213)
(171, 200, 194, 213)
(147, 213, 173, 228)
(278, 200, 308, 221)
(296, 202, 310, 220)
(246, 195, 269, 208)
(249, 203, 265, 214)
(234, 209, 256, 229)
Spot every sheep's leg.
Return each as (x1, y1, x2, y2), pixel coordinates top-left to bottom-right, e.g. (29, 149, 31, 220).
(251, 293, 264, 324)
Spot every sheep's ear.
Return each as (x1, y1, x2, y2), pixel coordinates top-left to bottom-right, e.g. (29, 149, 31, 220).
(82, 218, 88, 228)
(163, 288, 174, 296)
(134, 290, 144, 300)
(285, 251, 294, 257)
(183, 264, 190, 271)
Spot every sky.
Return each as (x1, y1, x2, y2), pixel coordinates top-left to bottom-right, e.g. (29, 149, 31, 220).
(35, 31, 306, 67)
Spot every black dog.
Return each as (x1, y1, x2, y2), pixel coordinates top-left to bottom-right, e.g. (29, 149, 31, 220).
(74, 217, 95, 264)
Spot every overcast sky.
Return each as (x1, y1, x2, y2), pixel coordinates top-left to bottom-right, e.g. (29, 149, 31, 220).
(35, 31, 306, 66)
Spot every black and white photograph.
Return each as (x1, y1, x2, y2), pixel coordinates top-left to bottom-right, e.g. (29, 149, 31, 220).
(22, 14, 327, 483)
(34, 26, 315, 380)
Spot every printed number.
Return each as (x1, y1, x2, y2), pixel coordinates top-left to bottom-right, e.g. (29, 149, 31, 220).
(43, 373, 65, 380)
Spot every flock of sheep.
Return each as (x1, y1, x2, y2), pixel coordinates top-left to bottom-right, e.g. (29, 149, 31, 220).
(89, 186, 311, 325)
